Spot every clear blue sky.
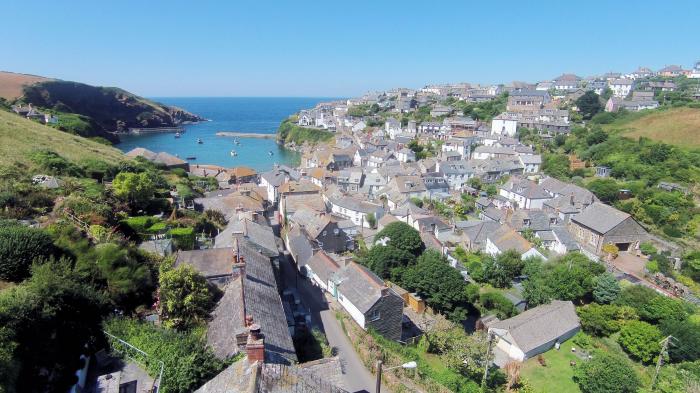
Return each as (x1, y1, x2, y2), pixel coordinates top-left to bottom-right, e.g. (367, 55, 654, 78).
(3, 0, 699, 97)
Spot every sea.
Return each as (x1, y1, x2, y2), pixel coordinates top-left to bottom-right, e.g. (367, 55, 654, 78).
(116, 97, 340, 172)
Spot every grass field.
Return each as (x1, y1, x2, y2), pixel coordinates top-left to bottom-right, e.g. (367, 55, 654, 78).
(521, 340, 581, 393)
(0, 71, 52, 100)
(604, 107, 700, 147)
(0, 109, 125, 168)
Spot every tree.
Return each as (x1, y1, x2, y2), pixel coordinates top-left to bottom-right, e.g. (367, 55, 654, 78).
(541, 153, 570, 179)
(373, 221, 424, 256)
(0, 258, 108, 392)
(587, 178, 620, 203)
(401, 250, 470, 322)
(94, 243, 153, 310)
(660, 320, 700, 362)
(640, 296, 690, 324)
(525, 253, 605, 305)
(482, 250, 524, 288)
(112, 171, 156, 207)
(577, 303, 638, 336)
(593, 273, 621, 304)
(365, 212, 377, 229)
(0, 224, 54, 282)
(479, 292, 517, 319)
(573, 351, 640, 393)
(576, 91, 603, 120)
(159, 263, 215, 330)
(363, 244, 415, 280)
(618, 320, 662, 363)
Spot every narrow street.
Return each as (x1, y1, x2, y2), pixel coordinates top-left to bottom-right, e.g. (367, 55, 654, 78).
(280, 256, 389, 393)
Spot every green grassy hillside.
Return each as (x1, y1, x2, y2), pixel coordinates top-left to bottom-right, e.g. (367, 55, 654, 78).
(277, 117, 335, 146)
(0, 109, 125, 169)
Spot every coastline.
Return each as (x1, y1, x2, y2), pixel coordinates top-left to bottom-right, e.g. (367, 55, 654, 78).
(216, 131, 276, 139)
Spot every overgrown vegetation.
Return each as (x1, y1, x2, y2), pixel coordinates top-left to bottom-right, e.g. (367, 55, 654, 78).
(277, 117, 335, 145)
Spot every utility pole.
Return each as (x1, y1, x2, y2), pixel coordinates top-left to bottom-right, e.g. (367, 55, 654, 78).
(481, 332, 495, 392)
(652, 335, 674, 390)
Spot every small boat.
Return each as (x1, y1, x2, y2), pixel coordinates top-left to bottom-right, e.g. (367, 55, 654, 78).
(196, 138, 203, 144)
(186, 156, 197, 160)
(230, 150, 237, 157)
(174, 132, 181, 138)
(268, 151, 274, 156)
(235, 139, 241, 145)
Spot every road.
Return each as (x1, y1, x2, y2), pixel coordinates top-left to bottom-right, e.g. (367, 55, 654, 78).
(281, 256, 388, 393)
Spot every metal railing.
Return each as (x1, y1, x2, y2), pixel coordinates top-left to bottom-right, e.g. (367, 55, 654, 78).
(103, 331, 164, 393)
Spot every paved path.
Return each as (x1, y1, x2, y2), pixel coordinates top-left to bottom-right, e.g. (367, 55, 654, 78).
(281, 256, 387, 393)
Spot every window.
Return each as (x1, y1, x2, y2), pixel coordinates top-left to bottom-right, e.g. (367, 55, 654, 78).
(368, 310, 381, 322)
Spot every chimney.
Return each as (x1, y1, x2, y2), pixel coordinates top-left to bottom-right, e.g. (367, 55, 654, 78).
(570, 193, 575, 206)
(246, 323, 265, 363)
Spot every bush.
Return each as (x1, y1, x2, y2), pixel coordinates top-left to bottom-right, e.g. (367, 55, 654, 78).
(572, 331, 593, 350)
(577, 303, 638, 336)
(593, 273, 621, 304)
(639, 242, 657, 256)
(170, 227, 195, 250)
(121, 216, 162, 237)
(618, 320, 662, 363)
(104, 318, 226, 393)
(573, 351, 640, 393)
(0, 224, 54, 281)
(479, 292, 517, 319)
(29, 150, 83, 176)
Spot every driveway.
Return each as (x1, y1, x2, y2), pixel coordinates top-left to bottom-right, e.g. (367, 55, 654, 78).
(280, 256, 388, 393)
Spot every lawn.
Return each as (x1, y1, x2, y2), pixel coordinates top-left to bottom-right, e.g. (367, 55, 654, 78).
(603, 107, 700, 148)
(520, 339, 582, 393)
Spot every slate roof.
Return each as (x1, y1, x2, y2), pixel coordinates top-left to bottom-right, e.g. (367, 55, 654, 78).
(261, 165, 301, 187)
(508, 210, 552, 232)
(552, 226, 580, 251)
(283, 193, 327, 214)
(215, 218, 279, 257)
(195, 357, 347, 393)
(195, 194, 264, 219)
(539, 177, 597, 204)
(205, 242, 297, 364)
(329, 195, 382, 214)
(490, 300, 579, 354)
(290, 209, 334, 239)
(306, 251, 341, 284)
(174, 248, 236, 278)
(571, 202, 631, 234)
(286, 225, 314, 267)
(488, 225, 532, 254)
(502, 178, 551, 200)
(332, 262, 390, 313)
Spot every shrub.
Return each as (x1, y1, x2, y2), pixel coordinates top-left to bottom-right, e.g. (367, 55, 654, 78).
(639, 242, 657, 256)
(479, 292, 517, 319)
(170, 227, 195, 250)
(593, 273, 621, 304)
(577, 303, 638, 336)
(618, 320, 662, 363)
(104, 318, 226, 393)
(121, 216, 161, 235)
(0, 224, 54, 281)
(573, 351, 640, 393)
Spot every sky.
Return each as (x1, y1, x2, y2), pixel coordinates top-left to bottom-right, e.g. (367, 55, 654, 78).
(2, 0, 699, 97)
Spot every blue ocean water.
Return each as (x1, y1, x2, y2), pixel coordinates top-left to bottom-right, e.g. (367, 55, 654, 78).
(116, 97, 339, 172)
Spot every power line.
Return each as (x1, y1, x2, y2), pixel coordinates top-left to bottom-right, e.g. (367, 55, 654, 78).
(651, 335, 674, 390)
